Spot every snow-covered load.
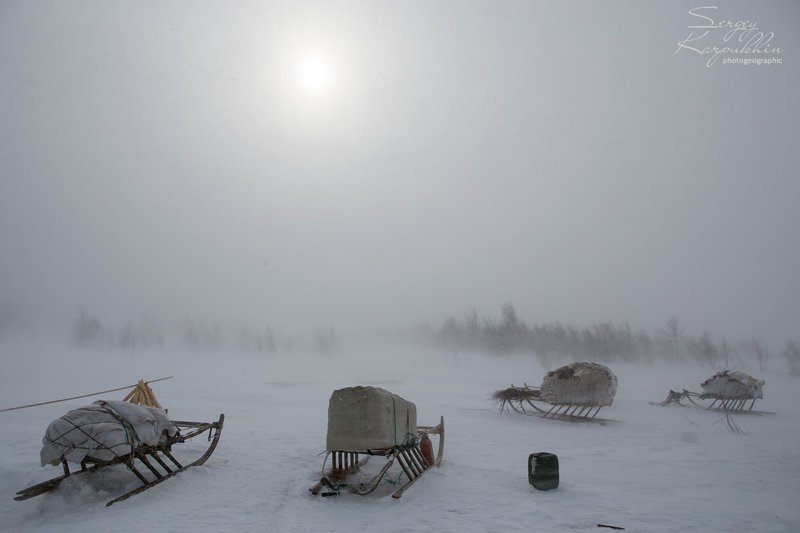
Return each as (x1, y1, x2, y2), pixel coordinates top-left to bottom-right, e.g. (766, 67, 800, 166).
(40, 400, 177, 466)
(540, 362, 617, 406)
(700, 370, 765, 400)
(326, 386, 417, 452)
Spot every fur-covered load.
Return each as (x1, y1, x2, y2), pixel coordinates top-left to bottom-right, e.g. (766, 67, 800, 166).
(540, 362, 617, 406)
(40, 400, 176, 466)
(700, 371, 764, 400)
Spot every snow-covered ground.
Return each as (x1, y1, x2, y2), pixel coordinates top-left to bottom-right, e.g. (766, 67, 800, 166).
(1, 339, 798, 532)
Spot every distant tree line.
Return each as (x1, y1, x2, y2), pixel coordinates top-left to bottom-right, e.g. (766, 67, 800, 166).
(432, 304, 799, 374)
(71, 310, 338, 355)
(3, 304, 797, 376)
(74, 311, 165, 351)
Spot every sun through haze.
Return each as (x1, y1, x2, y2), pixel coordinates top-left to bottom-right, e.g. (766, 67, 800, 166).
(0, 0, 798, 345)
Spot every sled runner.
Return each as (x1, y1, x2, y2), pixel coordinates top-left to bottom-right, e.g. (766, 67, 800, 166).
(15, 382, 224, 506)
(492, 362, 618, 423)
(309, 386, 444, 499)
(656, 371, 769, 414)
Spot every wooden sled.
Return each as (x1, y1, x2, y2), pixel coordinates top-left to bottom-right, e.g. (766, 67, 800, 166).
(492, 384, 612, 423)
(15, 414, 224, 506)
(654, 389, 773, 415)
(309, 416, 444, 499)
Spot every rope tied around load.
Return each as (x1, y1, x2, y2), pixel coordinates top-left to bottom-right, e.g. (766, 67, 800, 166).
(98, 401, 143, 450)
(42, 401, 145, 463)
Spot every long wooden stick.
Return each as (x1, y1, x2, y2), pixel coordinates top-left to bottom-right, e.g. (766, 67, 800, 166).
(121, 388, 136, 402)
(0, 376, 173, 413)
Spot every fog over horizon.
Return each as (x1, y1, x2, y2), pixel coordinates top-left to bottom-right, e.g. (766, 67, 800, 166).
(1, 1, 799, 346)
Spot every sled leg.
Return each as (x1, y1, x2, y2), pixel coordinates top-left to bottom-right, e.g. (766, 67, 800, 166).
(408, 448, 427, 473)
(310, 452, 370, 495)
(525, 399, 549, 414)
(392, 448, 428, 499)
(149, 452, 174, 474)
(394, 452, 414, 483)
(410, 446, 429, 469)
(125, 463, 150, 485)
(107, 414, 224, 506)
(107, 464, 181, 506)
(542, 404, 559, 418)
(135, 453, 164, 480)
(391, 471, 423, 499)
(508, 401, 526, 415)
(403, 450, 421, 477)
(684, 391, 703, 407)
(162, 450, 183, 469)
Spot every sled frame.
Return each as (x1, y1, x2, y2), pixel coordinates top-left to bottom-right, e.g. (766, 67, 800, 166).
(493, 384, 609, 423)
(656, 389, 766, 413)
(309, 416, 444, 499)
(15, 414, 224, 506)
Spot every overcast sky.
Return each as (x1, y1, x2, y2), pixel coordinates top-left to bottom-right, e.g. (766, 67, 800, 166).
(1, 0, 798, 342)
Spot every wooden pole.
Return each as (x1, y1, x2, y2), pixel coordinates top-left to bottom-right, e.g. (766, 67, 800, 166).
(0, 376, 173, 413)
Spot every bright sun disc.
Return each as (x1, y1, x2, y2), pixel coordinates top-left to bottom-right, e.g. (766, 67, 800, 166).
(296, 56, 332, 95)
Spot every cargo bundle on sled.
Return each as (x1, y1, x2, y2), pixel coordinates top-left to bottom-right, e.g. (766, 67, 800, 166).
(309, 386, 444, 499)
(491, 362, 617, 422)
(15, 380, 224, 506)
(656, 370, 767, 413)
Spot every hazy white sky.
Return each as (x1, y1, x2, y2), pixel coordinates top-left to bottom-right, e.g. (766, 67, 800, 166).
(1, 1, 798, 342)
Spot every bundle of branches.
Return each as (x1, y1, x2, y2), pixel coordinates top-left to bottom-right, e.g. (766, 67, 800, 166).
(490, 384, 541, 414)
(122, 379, 163, 409)
(657, 389, 690, 406)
